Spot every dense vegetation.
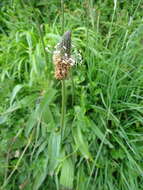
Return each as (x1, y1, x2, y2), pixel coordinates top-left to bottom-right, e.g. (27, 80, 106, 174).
(0, 0, 143, 189)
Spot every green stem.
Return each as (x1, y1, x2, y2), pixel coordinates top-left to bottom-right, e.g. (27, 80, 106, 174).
(61, 0, 64, 34)
(70, 70, 75, 106)
(60, 0, 65, 140)
(61, 80, 66, 139)
(36, 20, 48, 66)
(33, 9, 48, 70)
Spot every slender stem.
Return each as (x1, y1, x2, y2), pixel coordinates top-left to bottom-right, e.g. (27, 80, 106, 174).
(60, 0, 65, 140)
(33, 9, 48, 70)
(61, 0, 64, 34)
(36, 19, 48, 67)
(70, 70, 75, 106)
(60, 80, 66, 139)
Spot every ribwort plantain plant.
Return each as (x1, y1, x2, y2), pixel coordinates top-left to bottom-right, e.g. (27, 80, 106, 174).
(53, 30, 75, 139)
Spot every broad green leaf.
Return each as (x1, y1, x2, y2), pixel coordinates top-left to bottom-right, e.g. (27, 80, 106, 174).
(60, 158, 74, 190)
(32, 54, 38, 75)
(25, 88, 56, 137)
(32, 155, 49, 190)
(10, 84, 23, 106)
(73, 126, 92, 160)
(2, 104, 20, 115)
(48, 131, 61, 175)
(0, 115, 7, 124)
(25, 106, 39, 137)
(26, 32, 33, 50)
(35, 140, 48, 160)
(36, 0, 48, 6)
(76, 166, 87, 190)
(38, 88, 56, 116)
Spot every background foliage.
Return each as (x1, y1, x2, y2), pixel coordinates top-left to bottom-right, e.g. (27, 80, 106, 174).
(0, 0, 143, 189)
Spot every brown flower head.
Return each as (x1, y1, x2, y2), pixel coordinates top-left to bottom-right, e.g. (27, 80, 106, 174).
(53, 31, 75, 80)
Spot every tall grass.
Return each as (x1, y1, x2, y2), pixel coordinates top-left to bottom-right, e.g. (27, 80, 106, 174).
(0, 0, 143, 189)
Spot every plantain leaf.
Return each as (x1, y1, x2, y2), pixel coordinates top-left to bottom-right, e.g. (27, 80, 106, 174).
(32, 155, 49, 190)
(76, 165, 87, 190)
(60, 158, 74, 190)
(73, 125, 92, 160)
(48, 131, 61, 175)
(25, 88, 56, 137)
(10, 84, 23, 106)
(0, 115, 7, 124)
(25, 106, 39, 137)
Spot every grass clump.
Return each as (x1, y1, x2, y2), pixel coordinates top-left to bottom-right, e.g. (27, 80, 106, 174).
(0, 0, 143, 190)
